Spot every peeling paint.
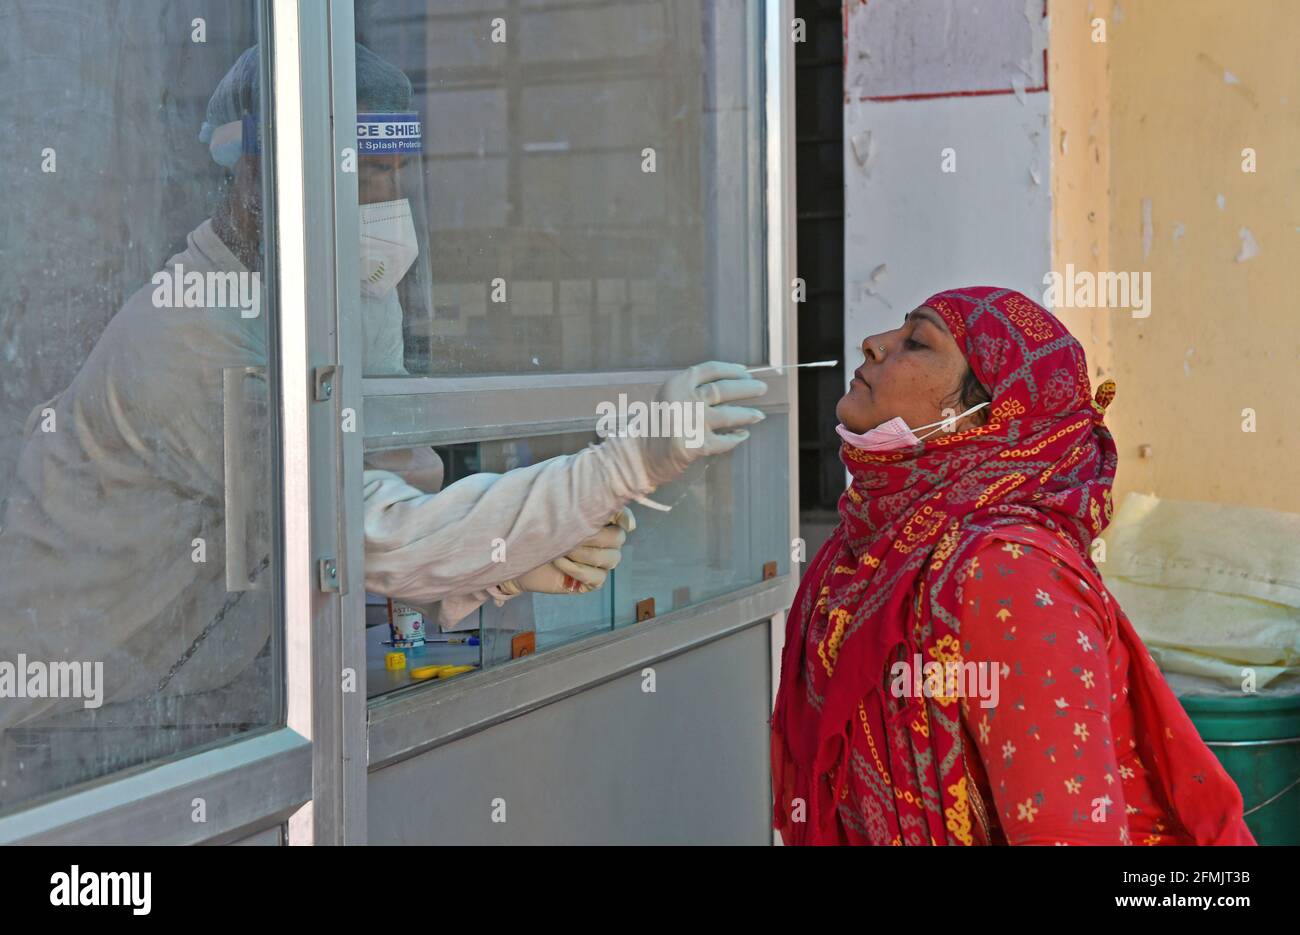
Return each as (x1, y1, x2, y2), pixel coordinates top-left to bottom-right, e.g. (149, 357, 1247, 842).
(1236, 227, 1260, 262)
(1196, 53, 1259, 107)
(850, 129, 875, 170)
(1023, 0, 1048, 65)
(861, 263, 891, 309)
(1011, 74, 1028, 105)
(1173, 223, 1186, 242)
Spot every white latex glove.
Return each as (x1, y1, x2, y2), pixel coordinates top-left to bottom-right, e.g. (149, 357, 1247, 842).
(497, 507, 636, 596)
(637, 361, 768, 488)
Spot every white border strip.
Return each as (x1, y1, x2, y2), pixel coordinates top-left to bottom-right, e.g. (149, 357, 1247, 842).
(270, 0, 315, 844)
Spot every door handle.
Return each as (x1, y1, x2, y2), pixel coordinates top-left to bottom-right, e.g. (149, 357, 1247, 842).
(314, 364, 349, 595)
(223, 366, 267, 592)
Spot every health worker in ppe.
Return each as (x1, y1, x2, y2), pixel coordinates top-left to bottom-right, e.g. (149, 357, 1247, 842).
(0, 44, 767, 795)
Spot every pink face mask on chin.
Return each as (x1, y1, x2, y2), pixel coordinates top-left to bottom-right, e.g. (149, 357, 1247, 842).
(836, 416, 921, 451)
(836, 401, 990, 452)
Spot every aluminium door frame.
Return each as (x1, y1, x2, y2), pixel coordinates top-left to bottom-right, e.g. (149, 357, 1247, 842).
(348, 0, 800, 844)
(0, 0, 798, 849)
(0, 0, 343, 846)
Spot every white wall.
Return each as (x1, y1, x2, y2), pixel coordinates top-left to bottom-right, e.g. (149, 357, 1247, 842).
(842, 0, 1051, 386)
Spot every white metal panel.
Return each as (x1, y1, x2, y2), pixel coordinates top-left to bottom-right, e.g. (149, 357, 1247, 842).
(845, 0, 1048, 101)
(766, 0, 800, 846)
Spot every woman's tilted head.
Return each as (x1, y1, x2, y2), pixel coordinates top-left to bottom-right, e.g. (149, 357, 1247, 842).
(837, 303, 991, 435)
(838, 286, 1097, 440)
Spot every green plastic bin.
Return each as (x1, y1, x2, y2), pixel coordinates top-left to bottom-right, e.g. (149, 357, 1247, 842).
(1179, 692, 1300, 846)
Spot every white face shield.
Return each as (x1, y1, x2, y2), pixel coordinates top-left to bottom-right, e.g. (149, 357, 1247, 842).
(356, 111, 433, 377)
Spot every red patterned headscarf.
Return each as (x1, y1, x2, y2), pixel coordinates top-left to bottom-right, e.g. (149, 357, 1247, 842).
(771, 286, 1120, 844)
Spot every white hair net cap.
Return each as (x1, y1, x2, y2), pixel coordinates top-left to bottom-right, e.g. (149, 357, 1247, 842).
(199, 43, 414, 168)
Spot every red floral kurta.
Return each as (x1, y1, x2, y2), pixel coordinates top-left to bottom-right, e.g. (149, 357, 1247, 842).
(957, 524, 1189, 844)
(829, 523, 1194, 845)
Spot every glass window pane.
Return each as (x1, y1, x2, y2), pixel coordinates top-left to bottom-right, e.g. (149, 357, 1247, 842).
(611, 413, 789, 626)
(0, 3, 281, 812)
(364, 433, 613, 701)
(353, 0, 765, 376)
(363, 415, 788, 700)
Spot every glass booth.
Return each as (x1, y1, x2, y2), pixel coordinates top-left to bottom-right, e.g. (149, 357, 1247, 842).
(0, 0, 797, 845)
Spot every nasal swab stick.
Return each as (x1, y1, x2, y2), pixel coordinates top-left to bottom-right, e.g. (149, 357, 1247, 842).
(745, 359, 838, 374)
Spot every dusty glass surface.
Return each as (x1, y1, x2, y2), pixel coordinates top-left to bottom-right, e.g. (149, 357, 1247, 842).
(354, 0, 765, 376)
(364, 415, 788, 699)
(0, 3, 281, 813)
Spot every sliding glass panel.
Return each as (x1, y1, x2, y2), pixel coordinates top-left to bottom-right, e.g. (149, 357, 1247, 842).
(363, 413, 787, 699)
(364, 431, 612, 700)
(352, 0, 765, 376)
(0, 2, 282, 813)
(611, 412, 790, 626)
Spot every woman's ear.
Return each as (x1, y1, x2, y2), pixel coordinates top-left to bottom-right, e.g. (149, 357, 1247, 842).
(950, 366, 992, 430)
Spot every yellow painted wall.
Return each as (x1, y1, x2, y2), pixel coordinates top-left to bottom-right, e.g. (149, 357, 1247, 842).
(1052, 0, 1300, 513)
(1050, 0, 1113, 379)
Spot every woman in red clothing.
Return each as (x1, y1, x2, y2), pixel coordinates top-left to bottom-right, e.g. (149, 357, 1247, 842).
(770, 286, 1255, 846)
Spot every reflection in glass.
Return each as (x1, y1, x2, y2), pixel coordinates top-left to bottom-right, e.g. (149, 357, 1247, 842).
(355, 0, 765, 375)
(364, 414, 788, 700)
(611, 413, 790, 626)
(0, 4, 280, 813)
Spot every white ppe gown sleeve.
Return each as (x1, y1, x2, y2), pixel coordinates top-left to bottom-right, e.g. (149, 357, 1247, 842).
(363, 446, 513, 629)
(362, 433, 658, 617)
(433, 583, 516, 631)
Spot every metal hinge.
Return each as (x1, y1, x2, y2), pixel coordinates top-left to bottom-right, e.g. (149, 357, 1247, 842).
(318, 558, 342, 593)
(313, 365, 339, 402)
